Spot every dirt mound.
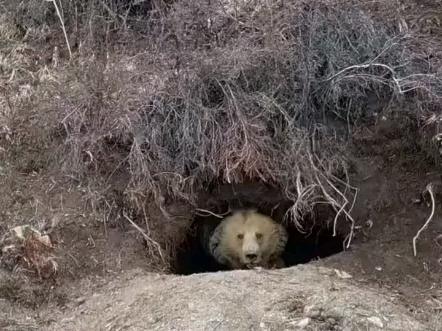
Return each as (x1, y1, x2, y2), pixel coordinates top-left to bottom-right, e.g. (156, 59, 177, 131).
(0, 263, 432, 331)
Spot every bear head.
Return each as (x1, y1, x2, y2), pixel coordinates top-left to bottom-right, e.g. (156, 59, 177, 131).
(216, 209, 288, 269)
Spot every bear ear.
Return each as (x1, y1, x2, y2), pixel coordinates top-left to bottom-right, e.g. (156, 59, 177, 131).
(247, 207, 259, 214)
(279, 224, 289, 243)
(230, 207, 258, 217)
(238, 208, 259, 219)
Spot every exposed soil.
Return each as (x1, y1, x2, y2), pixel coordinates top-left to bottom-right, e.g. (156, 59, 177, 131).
(1, 0, 442, 329)
(2, 265, 436, 331)
(1, 117, 442, 330)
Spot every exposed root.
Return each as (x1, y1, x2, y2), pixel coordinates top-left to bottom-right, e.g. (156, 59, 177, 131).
(284, 148, 358, 248)
(48, 0, 72, 59)
(313, 154, 358, 248)
(413, 183, 436, 257)
(122, 211, 166, 263)
(194, 209, 230, 218)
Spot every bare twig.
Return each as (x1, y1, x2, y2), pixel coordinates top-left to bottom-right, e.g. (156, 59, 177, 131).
(212, 319, 224, 330)
(413, 184, 436, 257)
(122, 211, 165, 262)
(194, 209, 229, 218)
(67, 252, 80, 268)
(47, 0, 72, 59)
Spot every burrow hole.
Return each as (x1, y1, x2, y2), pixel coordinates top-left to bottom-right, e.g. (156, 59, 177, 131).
(172, 184, 347, 275)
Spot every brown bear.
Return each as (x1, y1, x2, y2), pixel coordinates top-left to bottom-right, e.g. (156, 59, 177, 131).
(203, 209, 289, 270)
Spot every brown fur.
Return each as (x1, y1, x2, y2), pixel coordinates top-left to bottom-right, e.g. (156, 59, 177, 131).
(209, 209, 288, 270)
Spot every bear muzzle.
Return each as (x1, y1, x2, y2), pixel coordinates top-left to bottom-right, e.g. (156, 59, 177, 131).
(242, 245, 262, 266)
(245, 253, 258, 262)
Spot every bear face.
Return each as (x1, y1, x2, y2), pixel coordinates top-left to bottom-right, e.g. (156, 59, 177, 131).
(208, 209, 288, 270)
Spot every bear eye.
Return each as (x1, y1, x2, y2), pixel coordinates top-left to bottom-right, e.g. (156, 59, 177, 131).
(256, 233, 263, 239)
(237, 234, 244, 239)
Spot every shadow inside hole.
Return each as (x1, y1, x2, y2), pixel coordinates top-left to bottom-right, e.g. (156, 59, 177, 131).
(172, 210, 346, 275)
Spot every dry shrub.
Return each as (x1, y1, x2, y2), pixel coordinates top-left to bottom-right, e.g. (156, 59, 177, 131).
(3, 0, 442, 264)
(20, 234, 57, 279)
(1, 227, 57, 280)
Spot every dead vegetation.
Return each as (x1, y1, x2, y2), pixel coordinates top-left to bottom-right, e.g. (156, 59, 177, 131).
(1, 0, 442, 270)
(1, 225, 57, 279)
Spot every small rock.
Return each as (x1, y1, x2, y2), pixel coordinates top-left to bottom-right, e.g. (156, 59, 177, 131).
(303, 305, 313, 313)
(367, 316, 384, 328)
(303, 305, 317, 314)
(327, 318, 336, 325)
(75, 297, 86, 306)
(295, 318, 310, 328)
(334, 269, 352, 279)
(309, 310, 321, 318)
(318, 267, 333, 275)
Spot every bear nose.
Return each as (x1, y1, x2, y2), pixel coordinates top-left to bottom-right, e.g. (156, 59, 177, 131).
(246, 254, 257, 261)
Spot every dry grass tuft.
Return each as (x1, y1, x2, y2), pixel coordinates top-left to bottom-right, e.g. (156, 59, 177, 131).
(2, 0, 442, 266)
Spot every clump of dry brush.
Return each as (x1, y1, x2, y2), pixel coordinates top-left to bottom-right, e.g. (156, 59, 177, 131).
(3, 0, 442, 260)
